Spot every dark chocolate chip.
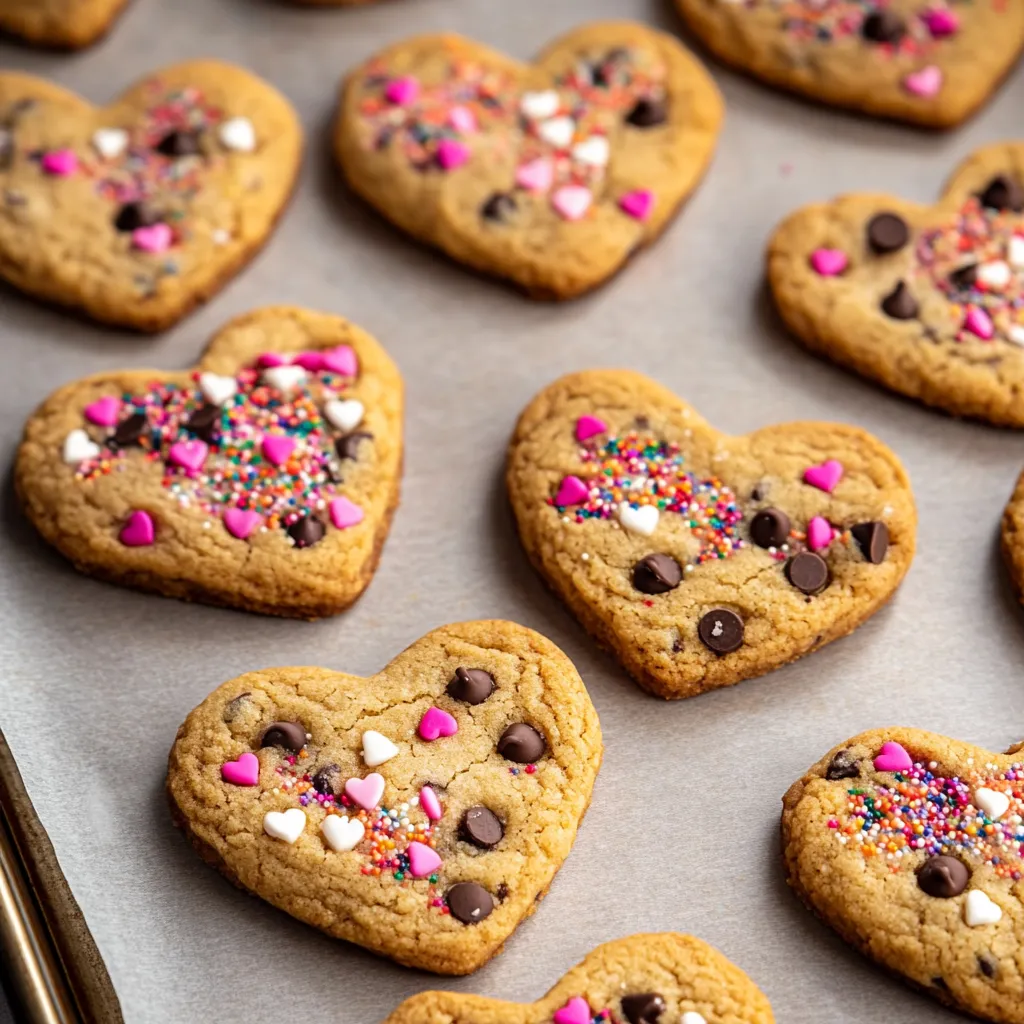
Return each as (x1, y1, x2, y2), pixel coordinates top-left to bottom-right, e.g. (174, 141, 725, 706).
(917, 855, 969, 898)
(634, 415, 651, 429)
(698, 608, 744, 654)
(867, 212, 910, 254)
(447, 667, 495, 705)
(312, 763, 341, 795)
(111, 412, 148, 448)
(825, 749, 861, 781)
(851, 521, 889, 564)
(461, 806, 504, 849)
(287, 514, 326, 549)
(622, 993, 666, 1024)
(978, 953, 998, 979)
(979, 175, 1024, 213)
(335, 431, 373, 461)
(222, 692, 252, 723)
(446, 882, 494, 924)
(184, 403, 221, 443)
(260, 721, 307, 752)
(786, 551, 830, 595)
(626, 97, 668, 128)
(156, 129, 202, 158)
(114, 201, 161, 233)
(632, 553, 682, 595)
(497, 723, 545, 763)
(495, 882, 510, 901)
(881, 281, 919, 320)
(0, 129, 12, 170)
(861, 9, 906, 43)
(948, 263, 978, 292)
(750, 507, 791, 548)
(481, 192, 517, 223)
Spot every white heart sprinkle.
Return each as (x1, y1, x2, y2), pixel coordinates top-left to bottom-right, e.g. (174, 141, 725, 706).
(198, 372, 238, 407)
(92, 128, 128, 160)
(219, 116, 257, 153)
(1009, 325, 1024, 346)
(1008, 235, 1024, 269)
(977, 261, 1012, 289)
(519, 90, 560, 120)
(618, 503, 659, 536)
(362, 730, 399, 767)
(975, 787, 1011, 821)
(262, 808, 306, 844)
(964, 889, 1002, 927)
(62, 429, 100, 464)
(572, 135, 610, 167)
(263, 365, 307, 392)
(537, 116, 575, 149)
(324, 399, 364, 433)
(321, 814, 365, 852)
(681, 1014, 708, 1024)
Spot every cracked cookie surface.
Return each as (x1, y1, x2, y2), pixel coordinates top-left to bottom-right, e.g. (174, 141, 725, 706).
(167, 620, 602, 975)
(0, 0, 130, 47)
(783, 728, 1024, 1023)
(507, 370, 916, 699)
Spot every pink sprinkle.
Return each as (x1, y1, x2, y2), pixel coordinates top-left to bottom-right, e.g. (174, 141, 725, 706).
(552, 185, 592, 222)
(385, 76, 419, 106)
(903, 65, 943, 98)
(257, 353, 290, 368)
(41, 149, 77, 176)
(803, 459, 844, 493)
(420, 785, 442, 821)
(119, 510, 155, 547)
(827, 818, 839, 829)
(168, 440, 209, 473)
(436, 138, 470, 171)
(406, 841, 442, 879)
(293, 351, 325, 372)
(874, 741, 913, 773)
(320, 345, 358, 377)
(261, 434, 296, 466)
(221, 752, 259, 786)
(575, 415, 607, 442)
(223, 508, 262, 540)
(810, 248, 848, 277)
(84, 396, 121, 427)
(619, 189, 655, 221)
(964, 306, 995, 340)
(132, 223, 173, 254)
(448, 106, 477, 134)
(806, 516, 833, 552)
(553, 997, 591, 1024)
(418, 706, 458, 741)
(555, 475, 589, 506)
(329, 496, 364, 530)
(922, 8, 959, 36)
(515, 157, 554, 194)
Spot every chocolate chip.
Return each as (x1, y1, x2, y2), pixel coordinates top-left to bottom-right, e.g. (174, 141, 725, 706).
(917, 855, 969, 898)
(979, 174, 1024, 212)
(948, 263, 978, 292)
(978, 953, 998, 979)
(825, 749, 861, 781)
(851, 521, 889, 564)
(461, 806, 504, 849)
(698, 609, 744, 654)
(287, 514, 326, 549)
(481, 192, 517, 223)
(626, 97, 668, 127)
(867, 212, 910, 254)
(495, 882, 510, 901)
(861, 9, 906, 43)
(932, 977, 948, 991)
(260, 721, 307, 752)
(447, 667, 495, 705)
(446, 882, 494, 924)
(621, 994, 666, 1024)
(336, 431, 373, 461)
(222, 692, 252, 723)
(750, 507, 790, 548)
(114, 201, 161, 233)
(156, 129, 202, 158)
(497, 723, 545, 763)
(184, 403, 221, 443)
(632, 553, 682, 595)
(786, 551, 830, 595)
(881, 281, 919, 320)
(312, 763, 341, 795)
(0, 129, 12, 170)
(111, 412, 148, 448)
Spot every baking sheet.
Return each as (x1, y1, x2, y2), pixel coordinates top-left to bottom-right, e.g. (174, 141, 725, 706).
(1, 1, 1023, 1021)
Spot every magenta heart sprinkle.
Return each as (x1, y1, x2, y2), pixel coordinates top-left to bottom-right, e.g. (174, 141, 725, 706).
(119, 510, 155, 547)
(555, 475, 589, 506)
(873, 741, 913, 773)
(223, 508, 262, 540)
(221, 752, 259, 786)
(803, 459, 844, 493)
(84, 396, 121, 427)
(261, 434, 297, 467)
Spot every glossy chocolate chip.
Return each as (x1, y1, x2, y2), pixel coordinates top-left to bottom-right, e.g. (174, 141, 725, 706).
(861, 9, 906, 42)
(222, 692, 252, 723)
(260, 721, 307, 752)
(336, 431, 373, 461)
(111, 412, 148, 448)
(948, 263, 978, 292)
(287, 514, 326, 549)
(786, 551, 829, 595)
(632, 553, 682, 595)
(481, 192, 517, 223)
(979, 175, 1024, 212)
(851, 521, 889, 564)
(881, 281, 919, 320)
(626, 97, 668, 127)
(497, 723, 545, 763)
(184, 403, 221, 443)
(156, 129, 202, 157)
(622, 993, 666, 1024)
(312, 763, 341, 796)
(461, 806, 504, 849)
(750, 507, 790, 548)
(867, 212, 910, 254)
(698, 608, 744, 654)
(978, 953, 998, 979)
(114, 201, 161, 233)
(917, 855, 970, 898)
(446, 882, 494, 924)
(825, 749, 861, 781)
(447, 667, 495, 705)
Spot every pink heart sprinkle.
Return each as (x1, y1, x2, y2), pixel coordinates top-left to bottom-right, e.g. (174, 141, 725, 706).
(418, 707, 458, 742)
(168, 440, 209, 473)
(257, 352, 290, 368)
(437, 138, 470, 171)
(806, 516, 833, 552)
(810, 248, 848, 277)
(41, 149, 77, 176)
(320, 345, 358, 377)
(552, 185, 592, 222)
(294, 351, 325, 372)
(964, 306, 995, 340)
(223, 507, 262, 540)
(84, 396, 121, 427)
(619, 189, 655, 221)
(575, 415, 607, 442)
(385, 76, 420, 106)
(344, 773, 385, 811)
(555, 475, 589, 507)
(262, 434, 296, 467)
(132, 223, 173, 254)
(119, 510, 155, 547)
(553, 997, 592, 1024)
(448, 106, 477, 134)
(515, 157, 554, 193)
(329, 496, 364, 530)
(922, 8, 959, 36)
(903, 65, 943, 98)
(221, 752, 259, 786)
(874, 741, 913, 773)
(406, 841, 442, 879)
(803, 459, 844, 493)
(420, 785, 442, 821)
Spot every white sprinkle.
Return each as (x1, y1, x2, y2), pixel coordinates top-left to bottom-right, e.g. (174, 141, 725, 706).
(581, 552, 590, 561)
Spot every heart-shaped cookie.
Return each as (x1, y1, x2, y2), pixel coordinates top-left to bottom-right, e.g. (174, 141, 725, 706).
(167, 620, 602, 975)
(15, 306, 402, 618)
(769, 144, 1024, 426)
(0, 0, 130, 47)
(507, 370, 916, 699)
(381, 933, 773, 1023)
(334, 22, 723, 299)
(674, 0, 1024, 127)
(0, 61, 301, 330)
(783, 729, 1024, 1022)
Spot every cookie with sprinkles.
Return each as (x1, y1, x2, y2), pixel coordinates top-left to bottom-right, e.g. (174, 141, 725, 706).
(167, 620, 602, 975)
(769, 142, 1024, 426)
(15, 306, 402, 618)
(507, 370, 916, 699)
(783, 728, 1024, 1022)
(381, 933, 773, 1023)
(0, 61, 300, 330)
(334, 22, 723, 299)
(0, 0, 130, 47)
(674, 0, 1024, 127)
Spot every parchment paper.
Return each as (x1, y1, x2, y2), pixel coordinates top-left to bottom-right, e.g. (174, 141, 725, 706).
(1, 1, 1022, 1021)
